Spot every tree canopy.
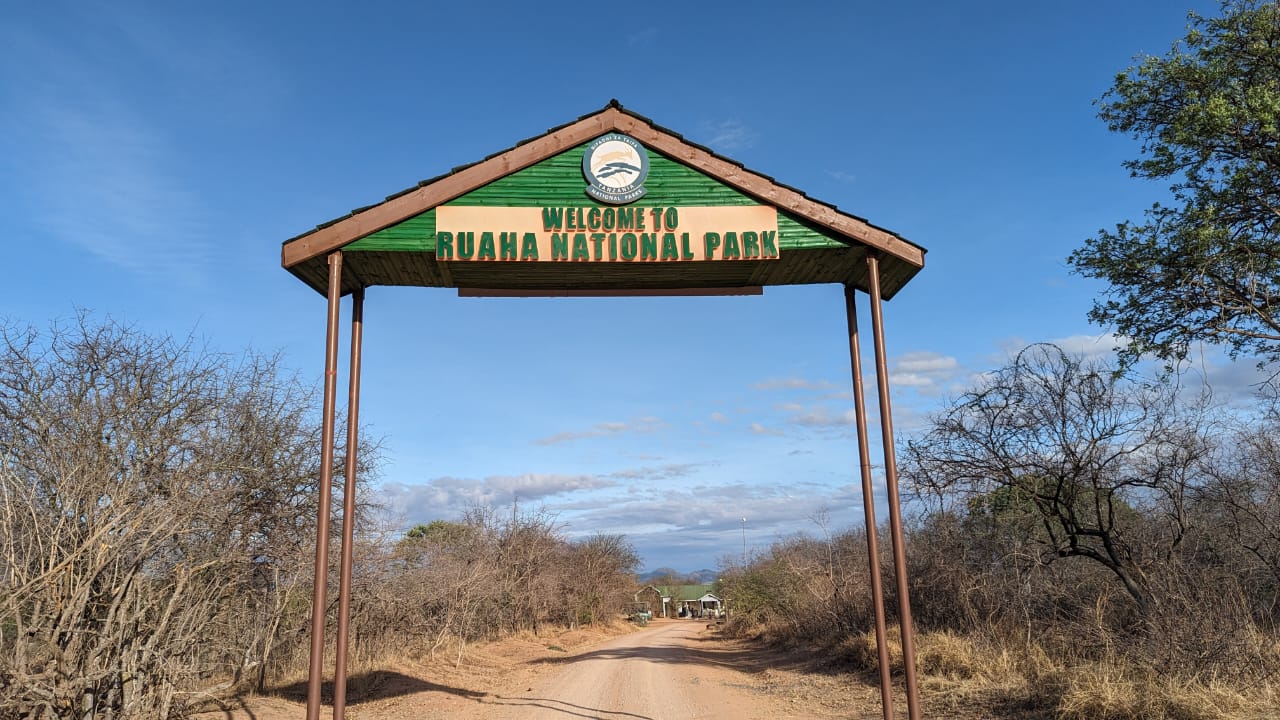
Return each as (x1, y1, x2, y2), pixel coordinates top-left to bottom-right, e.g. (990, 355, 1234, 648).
(901, 344, 1211, 613)
(1069, 0, 1280, 367)
(0, 315, 337, 718)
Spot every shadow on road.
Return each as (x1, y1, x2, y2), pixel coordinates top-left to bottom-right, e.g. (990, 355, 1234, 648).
(527, 623, 819, 677)
(268, 670, 487, 706)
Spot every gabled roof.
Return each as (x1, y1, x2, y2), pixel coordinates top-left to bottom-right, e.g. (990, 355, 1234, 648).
(660, 584, 720, 602)
(281, 101, 926, 298)
(634, 585, 665, 600)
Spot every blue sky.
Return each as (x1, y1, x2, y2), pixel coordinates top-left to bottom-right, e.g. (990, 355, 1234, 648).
(2, 0, 1262, 573)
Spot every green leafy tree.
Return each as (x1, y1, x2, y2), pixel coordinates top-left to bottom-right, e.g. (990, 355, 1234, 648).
(1069, 1, 1280, 367)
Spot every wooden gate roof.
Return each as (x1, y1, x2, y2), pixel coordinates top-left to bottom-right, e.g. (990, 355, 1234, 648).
(281, 101, 925, 298)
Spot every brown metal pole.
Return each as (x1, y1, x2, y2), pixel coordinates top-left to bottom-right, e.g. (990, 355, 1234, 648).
(333, 288, 364, 720)
(844, 284, 896, 720)
(306, 251, 344, 720)
(866, 254, 922, 719)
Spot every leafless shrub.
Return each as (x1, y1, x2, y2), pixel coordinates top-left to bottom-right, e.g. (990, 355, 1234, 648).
(0, 315, 336, 719)
(341, 506, 640, 666)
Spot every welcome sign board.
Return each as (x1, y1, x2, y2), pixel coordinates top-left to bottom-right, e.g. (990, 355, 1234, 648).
(435, 205, 780, 262)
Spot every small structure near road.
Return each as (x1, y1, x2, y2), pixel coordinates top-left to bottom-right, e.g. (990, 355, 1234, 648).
(635, 584, 722, 618)
(634, 585, 666, 618)
(671, 584, 722, 618)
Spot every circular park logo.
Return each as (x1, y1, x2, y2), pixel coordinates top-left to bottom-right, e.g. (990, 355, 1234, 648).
(583, 133, 649, 205)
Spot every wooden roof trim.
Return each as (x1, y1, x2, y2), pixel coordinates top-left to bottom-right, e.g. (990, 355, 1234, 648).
(282, 109, 622, 268)
(611, 115, 924, 267)
(282, 103, 924, 270)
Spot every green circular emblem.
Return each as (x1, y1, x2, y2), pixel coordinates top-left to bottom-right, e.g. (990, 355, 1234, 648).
(583, 133, 649, 205)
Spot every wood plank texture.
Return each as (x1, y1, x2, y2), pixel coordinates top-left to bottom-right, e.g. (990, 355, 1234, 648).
(282, 106, 924, 268)
(281, 103, 926, 300)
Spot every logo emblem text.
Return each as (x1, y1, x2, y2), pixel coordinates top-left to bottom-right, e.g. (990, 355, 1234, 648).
(583, 133, 649, 205)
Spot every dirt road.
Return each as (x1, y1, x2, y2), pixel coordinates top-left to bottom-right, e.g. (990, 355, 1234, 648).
(474, 619, 809, 720)
(196, 619, 851, 720)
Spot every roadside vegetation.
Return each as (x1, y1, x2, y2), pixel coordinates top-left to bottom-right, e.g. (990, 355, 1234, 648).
(335, 510, 639, 668)
(0, 316, 639, 720)
(716, 344, 1280, 718)
(0, 315, 338, 720)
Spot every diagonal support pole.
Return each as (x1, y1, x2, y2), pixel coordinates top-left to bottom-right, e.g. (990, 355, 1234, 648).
(844, 283, 896, 719)
(867, 253, 922, 719)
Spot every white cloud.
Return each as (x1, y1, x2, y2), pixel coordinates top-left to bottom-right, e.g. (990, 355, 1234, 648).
(991, 335, 1272, 409)
(995, 333, 1124, 364)
(533, 417, 666, 445)
(375, 465, 900, 572)
(894, 352, 959, 374)
(381, 473, 615, 520)
(701, 119, 758, 151)
(1168, 344, 1276, 411)
(753, 377, 837, 392)
(749, 422, 784, 436)
(788, 406, 857, 427)
(608, 464, 703, 482)
(888, 372, 936, 388)
(557, 482, 873, 571)
(1044, 333, 1126, 361)
(882, 351, 963, 394)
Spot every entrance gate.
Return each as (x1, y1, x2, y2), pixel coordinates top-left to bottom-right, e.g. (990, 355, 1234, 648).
(281, 101, 927, 720)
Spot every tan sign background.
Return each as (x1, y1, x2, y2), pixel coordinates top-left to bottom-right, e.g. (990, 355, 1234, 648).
(436, 205, 779, 262)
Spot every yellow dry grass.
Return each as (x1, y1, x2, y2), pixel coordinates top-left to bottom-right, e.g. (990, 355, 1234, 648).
(1053, 663, 1278, 720)
(900, 629, 1280, 720)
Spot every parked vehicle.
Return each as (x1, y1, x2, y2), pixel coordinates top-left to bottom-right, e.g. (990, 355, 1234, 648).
(627, 602, 652, 625)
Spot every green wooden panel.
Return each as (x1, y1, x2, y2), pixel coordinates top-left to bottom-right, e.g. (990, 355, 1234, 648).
(347, 142, 848, 253)
(450, 147, 756, 209)
(350, 211, 435, 252)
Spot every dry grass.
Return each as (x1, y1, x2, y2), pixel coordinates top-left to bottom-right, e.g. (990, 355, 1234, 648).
(751, 622, 1280, 719)
(907, 630, 1280, 720)
(1052, 663, 1278, 720)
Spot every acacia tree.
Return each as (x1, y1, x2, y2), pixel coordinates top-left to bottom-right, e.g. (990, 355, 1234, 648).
(901, 344, 1213, 613)
(1069, 0, 1280, 367)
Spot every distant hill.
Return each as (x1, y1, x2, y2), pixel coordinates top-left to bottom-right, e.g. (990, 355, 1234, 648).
(637, 568, 718, 585)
